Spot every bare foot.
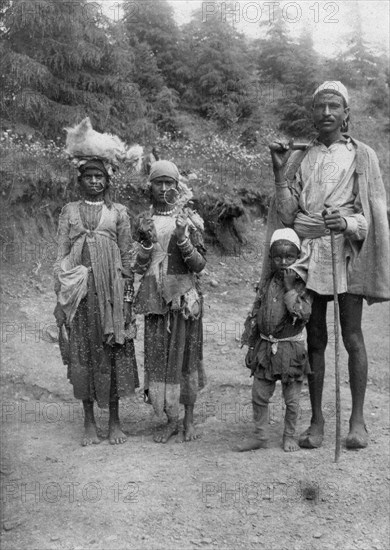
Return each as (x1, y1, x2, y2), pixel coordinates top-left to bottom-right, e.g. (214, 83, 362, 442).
(153, 421, 179, 443)
(346, 422, 368, 449)
(109, 424, 127, 445)
(82, 424, 100, 446)
(183, 422, 199, 442)
(283, 436, 300, 452)
(232, 438, 268, 452)
(299, 421, 324, 449)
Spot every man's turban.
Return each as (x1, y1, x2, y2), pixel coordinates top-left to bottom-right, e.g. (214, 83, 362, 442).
(313, 81, 349, 106)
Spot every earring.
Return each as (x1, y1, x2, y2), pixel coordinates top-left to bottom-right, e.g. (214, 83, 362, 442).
(341, 120, 348, 132)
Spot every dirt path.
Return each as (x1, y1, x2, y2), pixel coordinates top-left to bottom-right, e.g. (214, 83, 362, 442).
(1, 223, 389, 550)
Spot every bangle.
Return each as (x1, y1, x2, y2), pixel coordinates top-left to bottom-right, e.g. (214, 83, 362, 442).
(177, 237, 189, 246)
(275, 180, 289, 188)
(140, 242, 153, 250)
(123, 288, 134, 303)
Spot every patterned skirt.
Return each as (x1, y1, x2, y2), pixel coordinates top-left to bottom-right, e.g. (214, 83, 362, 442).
(144, 311, 206, 417)
(61, 271, 139, 408)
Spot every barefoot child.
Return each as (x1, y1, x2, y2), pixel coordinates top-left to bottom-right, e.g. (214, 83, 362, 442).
(237, 228, 312, 452)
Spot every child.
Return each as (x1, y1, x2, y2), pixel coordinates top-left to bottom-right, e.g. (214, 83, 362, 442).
(237, 228, 312, 452)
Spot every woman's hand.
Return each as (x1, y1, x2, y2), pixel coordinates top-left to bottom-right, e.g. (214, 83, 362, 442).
(137, 216, 156, 246)
(54, 302, 66, 327)
(175, 214, 189, 242)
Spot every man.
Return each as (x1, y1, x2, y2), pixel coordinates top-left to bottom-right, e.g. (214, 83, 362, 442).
(267, 81, 390, 449)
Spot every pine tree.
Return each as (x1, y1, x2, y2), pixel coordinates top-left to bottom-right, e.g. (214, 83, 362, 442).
(332, 0, 381, 87)
(122, 0, 181, 91)
(0, 0, 145, 140)
(255, 12, 293, 83)
(180, 6, 255, 127)
(277, 30, 319, 136)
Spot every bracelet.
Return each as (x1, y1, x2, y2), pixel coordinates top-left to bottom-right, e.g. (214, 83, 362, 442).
(140, 241, 153, 250)
(275, 180, 289, 188)
(177, 237, 189, 246)
(123, 288, 134, 303)
(123, 279, 133, 291)
(183, 248, 196, 261)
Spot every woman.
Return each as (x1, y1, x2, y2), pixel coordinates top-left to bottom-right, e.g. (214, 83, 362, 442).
(133, 160, 206, 443)
(54, 157, 138, 446)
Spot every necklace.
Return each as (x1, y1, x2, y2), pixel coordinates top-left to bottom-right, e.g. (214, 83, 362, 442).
(84, 200, 104, 206)
(154, 207, 175, 216)
(269, 278, 283, 303)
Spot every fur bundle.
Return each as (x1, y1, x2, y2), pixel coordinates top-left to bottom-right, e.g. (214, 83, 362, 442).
(65, 118, 144, 170)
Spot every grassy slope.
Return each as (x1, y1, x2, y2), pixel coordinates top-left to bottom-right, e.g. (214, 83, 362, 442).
(0, 87, 389, 248)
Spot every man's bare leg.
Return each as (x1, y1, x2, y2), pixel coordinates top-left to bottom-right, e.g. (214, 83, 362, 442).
(340, 294, 368, 448)
(82, 400, 100, 446)
(183, 404, 199, 441)
(299, 295, 327, 448)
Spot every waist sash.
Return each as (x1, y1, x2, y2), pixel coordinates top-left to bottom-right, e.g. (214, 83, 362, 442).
(260, 331, 305, 355)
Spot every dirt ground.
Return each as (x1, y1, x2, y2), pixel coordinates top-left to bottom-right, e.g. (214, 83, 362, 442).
(1, 220, 389, 550)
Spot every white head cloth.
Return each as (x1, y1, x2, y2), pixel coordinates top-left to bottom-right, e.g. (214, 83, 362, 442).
(270, 228, 301, 251)
(313, 81, 349, 106)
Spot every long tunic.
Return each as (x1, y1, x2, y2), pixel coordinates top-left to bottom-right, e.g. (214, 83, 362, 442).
(278, 137, 367, 294)
(133, 208, 206, 417)
(242, 275, 312, 384)
(261, 136, 390, 303)
(54, 201, 139, 407)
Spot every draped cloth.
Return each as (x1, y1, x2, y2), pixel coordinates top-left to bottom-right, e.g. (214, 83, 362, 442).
(54, 201, 139, 407)
(260, 137, 390, 304)
(58, 265, 89, 325)
(133, 210, 207, 418)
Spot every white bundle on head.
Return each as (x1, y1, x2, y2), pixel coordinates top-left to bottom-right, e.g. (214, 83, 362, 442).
(126, 144, 144, 173)
(64, 117, 144, 172)
(65, 118, 126, 164)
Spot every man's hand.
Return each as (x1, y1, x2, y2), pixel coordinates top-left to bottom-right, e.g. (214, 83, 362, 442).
(322, 208, 347, 232)
(175, 214, 189, 242)
(269, 141, 292, 179)
(283, 268, 297, 291)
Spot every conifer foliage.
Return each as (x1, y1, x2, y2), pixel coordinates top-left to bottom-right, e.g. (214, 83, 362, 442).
(0, 0, 144, 140)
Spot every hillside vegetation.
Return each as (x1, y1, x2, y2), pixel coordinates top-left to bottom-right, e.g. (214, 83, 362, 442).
(0, 0, 389, 255)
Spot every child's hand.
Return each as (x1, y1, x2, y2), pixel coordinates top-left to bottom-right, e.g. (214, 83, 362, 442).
(283, 268, 296, 291)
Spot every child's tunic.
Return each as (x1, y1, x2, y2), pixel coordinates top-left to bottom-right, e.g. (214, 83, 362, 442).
(243, 275, 312, 384)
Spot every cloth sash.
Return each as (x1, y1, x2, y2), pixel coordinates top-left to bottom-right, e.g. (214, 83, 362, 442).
(260, 331, 305, 355)
(294, 207, 356, 240)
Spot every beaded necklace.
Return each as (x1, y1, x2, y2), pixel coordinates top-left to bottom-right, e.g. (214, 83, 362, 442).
(153, 207, 176, 216)
(84, 200, 104, 206)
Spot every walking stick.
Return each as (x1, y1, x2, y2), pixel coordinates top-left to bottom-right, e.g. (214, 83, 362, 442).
(328, 216, 341, 462)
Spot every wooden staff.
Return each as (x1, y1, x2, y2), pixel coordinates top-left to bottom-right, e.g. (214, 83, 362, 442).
(330, 227, 341, 462)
